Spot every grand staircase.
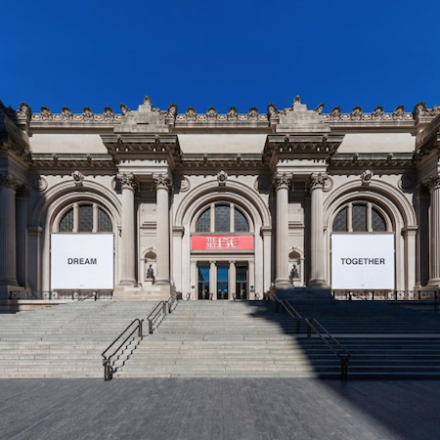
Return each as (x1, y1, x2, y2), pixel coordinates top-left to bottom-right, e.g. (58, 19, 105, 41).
(2, 298, 440, 379)
(0, 301, 157, 378)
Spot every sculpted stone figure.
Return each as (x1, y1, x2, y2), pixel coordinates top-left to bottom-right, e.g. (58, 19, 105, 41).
(314, 103, 324, 114)
(40, 106, 53, 121)
(120, 103, 130, 115)
(103, 107, 115, 120)
(329, 107, 341, 119)
(290, 264, 299, 280)
(167, 103, 178, 118)
(372, 106, 384, 119)
(61, 106, 73, 120)
(351, 106, 363, 120)
(146, 264, 155, 279)
(413, 102, 428, 118)
(227, 107, 238, 120)
(267, 103, 278, 119)
(82, 107, 94, 120)
(392, 104, 405, 120)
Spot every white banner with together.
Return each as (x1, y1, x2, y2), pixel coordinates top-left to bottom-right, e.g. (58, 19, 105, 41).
(51, 234, 114, 289)
(332, 234, 395, 289)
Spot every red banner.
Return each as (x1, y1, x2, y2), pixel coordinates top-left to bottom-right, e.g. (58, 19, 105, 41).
(191, 235, 254, 251)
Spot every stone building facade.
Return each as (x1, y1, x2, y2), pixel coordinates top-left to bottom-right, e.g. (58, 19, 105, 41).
(0, 96, 439, 300)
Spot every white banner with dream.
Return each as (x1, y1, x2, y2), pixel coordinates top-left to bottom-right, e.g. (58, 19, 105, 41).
(332, 234, 394, 289)
(51, 234, 114, 289)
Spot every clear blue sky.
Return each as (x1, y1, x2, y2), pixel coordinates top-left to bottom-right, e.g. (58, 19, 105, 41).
(2, 0, 439, 114)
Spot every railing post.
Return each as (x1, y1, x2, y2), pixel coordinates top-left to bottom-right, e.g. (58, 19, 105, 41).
(149, 319, 153, 334)
(307, 320, 311, 338)
(138, 320, 143, 338)
(296, 319, 301, 334)
(163, 301, 167, 315)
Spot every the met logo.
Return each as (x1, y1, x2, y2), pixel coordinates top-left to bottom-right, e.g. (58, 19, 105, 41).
(191, 234, 254, 251)
(206, 237, 238, 249)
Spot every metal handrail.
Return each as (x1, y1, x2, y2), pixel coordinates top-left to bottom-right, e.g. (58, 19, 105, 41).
(305, 318, 350, 381)
(102, 318, 143, 381)
(282, 300, 302, 334)
(147, 301, 167, 334)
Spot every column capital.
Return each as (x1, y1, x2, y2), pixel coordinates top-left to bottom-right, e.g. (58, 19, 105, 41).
(308, 172, 328, 191)
(0, 174, 20, 191)
(425, 173, 440, 192)
(153, 173, 172, 191)
(272, 173, 292, 190)
(229, 260, 236, 264)
(116, 172, 138, 191)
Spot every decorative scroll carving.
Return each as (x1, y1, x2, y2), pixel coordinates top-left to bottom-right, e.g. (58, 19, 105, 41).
(72, 170, 85, 187)
(272, 173, 292, 189)
(0, 173, 19, 189)
(153, 173, 172, 190)
(361, 169, 374, 186)
(426, 173, 440, 192)
(117, 172, 138, 190)
(324, 104, 414, 122)
(308, 172, 328, 190)
(217, 170, 228, 186)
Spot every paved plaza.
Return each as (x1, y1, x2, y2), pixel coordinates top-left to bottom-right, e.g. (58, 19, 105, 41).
(1, 378, 440, 440)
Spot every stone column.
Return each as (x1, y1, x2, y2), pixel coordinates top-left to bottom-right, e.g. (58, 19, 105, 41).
(261, 226, 272, 295)
(118, 173, 137, 286)
(273, 174, 292, 288)
(308, 172, 328, 288)
(16, 186, 29, 288)
(427, 174, 440, 287)
(154, 174, 171, 285)
(0, 174, 19, 298)
(248, 260, 255, 299)
(209, 261, 216, 300)
(228, 260, 236, 299)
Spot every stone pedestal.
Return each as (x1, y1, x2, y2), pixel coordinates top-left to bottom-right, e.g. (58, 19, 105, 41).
(308, 173, 329, 288)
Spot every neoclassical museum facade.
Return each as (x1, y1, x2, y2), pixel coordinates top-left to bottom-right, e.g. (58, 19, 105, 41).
(1, 96, 440, 300)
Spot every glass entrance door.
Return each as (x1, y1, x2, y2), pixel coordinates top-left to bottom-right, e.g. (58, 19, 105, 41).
(198, 266, 210, 300)
(236, 266, 248, 299)
(217, 265, 229, 300)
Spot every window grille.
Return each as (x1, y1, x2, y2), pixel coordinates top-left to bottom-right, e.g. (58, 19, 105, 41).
(59, 209, 74, 232)
(98, 208, 113, 232)
(352, 204, 367, 231)
(333, 208, 348, 232)
(234, 209, 249, 232)
(78, 205, 93, 232)
(372, 208, 386, 232)
(196, 208, 211, 232)
(215, 205, 230, 232)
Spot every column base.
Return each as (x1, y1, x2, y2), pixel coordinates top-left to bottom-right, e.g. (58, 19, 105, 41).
(424, 280, 440, 290)
(308, 279, 330, 289)
(275, 278, 292, 289)
(118, 279, 137, 287)
(154, 279, 170, 286)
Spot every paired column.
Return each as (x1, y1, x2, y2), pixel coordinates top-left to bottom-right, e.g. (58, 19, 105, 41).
(273, 173, 292, 288)
(308, 172, 328, 288)
(154, 174, 171, 285)
(427, 173, 440, 287)
(228, 261, 236, 299)
(16, 186, 29, 288)
(0, 174, 19, 297)
(118, 173, 137, 286)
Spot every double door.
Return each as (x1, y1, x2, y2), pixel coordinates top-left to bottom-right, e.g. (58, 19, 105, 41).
(197, 263, 248, 300)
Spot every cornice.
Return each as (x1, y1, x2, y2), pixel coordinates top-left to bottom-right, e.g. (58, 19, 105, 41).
(178, 153, 265, 170)
(329, 152, 415, 169)
(28, 153, 117, 173)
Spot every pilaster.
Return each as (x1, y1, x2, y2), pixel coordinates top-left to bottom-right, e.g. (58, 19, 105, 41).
(426, 173, 440, 287)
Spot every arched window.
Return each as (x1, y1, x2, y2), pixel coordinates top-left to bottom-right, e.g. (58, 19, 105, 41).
(332, 202, 389, 232)
(195, 202, 250, 233)
(57, 203, 113, 233)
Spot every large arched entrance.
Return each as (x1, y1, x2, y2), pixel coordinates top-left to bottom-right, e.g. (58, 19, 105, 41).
(174, 179, 272, 300)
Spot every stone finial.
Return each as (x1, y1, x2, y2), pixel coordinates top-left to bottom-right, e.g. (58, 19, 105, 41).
(103, 107, 115, 120)
(72, 170, 85, 187)
(227, 107, 238, 120)
(61, 106, 73, 120)
(361, 169, 374, 186)
(18, 102, 31, 119)
(120, 103, 131, 115)
(392, 104, 405, 120)
(167, 103, 178, 119)
(207, 107, 217, 121)
(372, 106, 384, 119)
(40, 106, 53, 121)
(413, 101, 429, 118)
(82, 107, 94, 121)
(143, 96, 152, 111)
(217, 170, 228, 186)
(351, 106, 363, 120)
(186, 107, 197, 121)
(248, 107, 258, 120)
(314, 103, 324, 114)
